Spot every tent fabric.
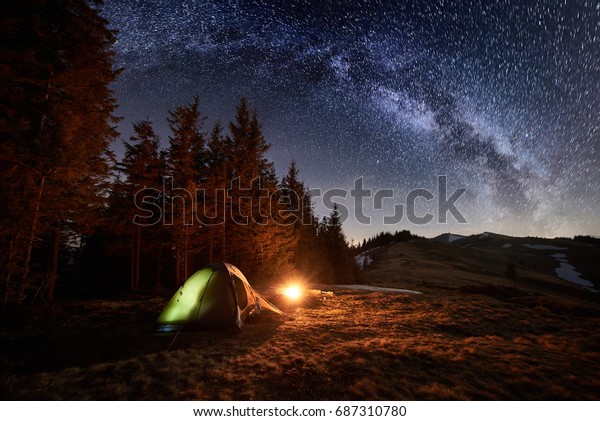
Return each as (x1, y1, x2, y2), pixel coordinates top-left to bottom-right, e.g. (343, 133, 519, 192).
(157, 262, 283, 331)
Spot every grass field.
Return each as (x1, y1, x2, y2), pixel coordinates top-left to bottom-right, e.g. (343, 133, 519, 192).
(2, 238, 599, 400)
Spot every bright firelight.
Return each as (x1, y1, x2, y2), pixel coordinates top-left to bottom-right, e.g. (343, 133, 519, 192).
(283, 285, 302, 300)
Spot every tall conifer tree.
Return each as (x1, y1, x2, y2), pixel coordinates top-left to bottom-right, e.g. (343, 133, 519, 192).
(0, 0, 119, 303)
(318, 204, 358, 284)
(118, 120, 162, 291)
(166, 96, 206, 284)
(227, 98, 283, 277)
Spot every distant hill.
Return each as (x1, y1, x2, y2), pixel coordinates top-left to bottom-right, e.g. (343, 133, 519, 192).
(358, 232, 600, 300)
(574, 235, 600, 246)
(431, 233, 466, 243)
(431, 231, 514, 245)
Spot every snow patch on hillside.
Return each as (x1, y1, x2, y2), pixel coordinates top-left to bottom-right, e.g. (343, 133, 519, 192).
(550, 253, 597, 292)
(523, 244, 568, 250)
(501, 243, 512, 248)
(550, 253, 567, 259)
(432, 233, 465, 243)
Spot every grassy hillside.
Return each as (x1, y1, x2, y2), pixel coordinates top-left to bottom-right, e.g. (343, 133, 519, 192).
(1, 237, 599, 400)
(368, 234, 599, 298)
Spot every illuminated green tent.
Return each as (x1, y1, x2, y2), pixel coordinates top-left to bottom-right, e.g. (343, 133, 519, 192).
(157, 262, 284, 331)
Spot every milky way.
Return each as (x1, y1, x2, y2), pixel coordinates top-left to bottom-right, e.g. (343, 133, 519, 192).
(103, 0, 600, 241)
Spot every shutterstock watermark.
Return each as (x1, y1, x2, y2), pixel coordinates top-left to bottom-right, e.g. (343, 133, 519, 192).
(132, 175, 467, 227)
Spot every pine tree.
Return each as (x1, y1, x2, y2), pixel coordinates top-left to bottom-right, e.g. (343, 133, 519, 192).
(226, 97, 282, 278)
(318, 204, 358, 284)
(166, 96, 206, 284)
(204, 121, 232, 263)
(118, 120, 162, 292)
(0, 0, 119, 303)
(279, 161, 319, 278)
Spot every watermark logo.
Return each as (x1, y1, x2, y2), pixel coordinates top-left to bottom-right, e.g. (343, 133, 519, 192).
(132, 175, 467, 227)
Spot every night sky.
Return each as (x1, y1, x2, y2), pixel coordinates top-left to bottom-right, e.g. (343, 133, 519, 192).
(103, 0, 599, 242)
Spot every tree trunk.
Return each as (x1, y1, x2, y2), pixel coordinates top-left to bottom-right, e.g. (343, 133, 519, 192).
(130, 226, 135, 292)
(135, 225, 141, 290)
(221, 175, 228, 262)
(184, 225, 189, 281)
(72, 236, 84, 294)
(221, 217, 227, 261)
(46, 221, 61, 302)
(175, 246, 181, 285)
(4, 239, 14, 307)
(20, 175, 46, 302)
(155, 245, 162, 291)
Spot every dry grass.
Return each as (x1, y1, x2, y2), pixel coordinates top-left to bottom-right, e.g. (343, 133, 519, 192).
(1, 289, 599, 400)
(1, 240, 599, 400)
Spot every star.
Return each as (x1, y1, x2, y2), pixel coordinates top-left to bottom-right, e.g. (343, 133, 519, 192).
(103, 0, 600, 239)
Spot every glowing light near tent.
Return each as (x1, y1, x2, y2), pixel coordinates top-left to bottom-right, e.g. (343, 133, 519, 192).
(283, 285, 302, 300)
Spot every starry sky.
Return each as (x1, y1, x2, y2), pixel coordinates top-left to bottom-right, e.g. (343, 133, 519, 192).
(102, 0, 600, 242)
